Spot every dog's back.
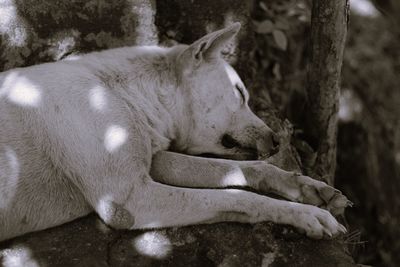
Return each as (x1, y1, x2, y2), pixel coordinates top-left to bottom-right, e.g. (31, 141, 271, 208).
(0, 45, 179, 240)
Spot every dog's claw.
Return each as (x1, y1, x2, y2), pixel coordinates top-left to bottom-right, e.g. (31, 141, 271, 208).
(347, 200, 354, 207)
(339, 224, 347, 234)
(323, 229, 333, 238)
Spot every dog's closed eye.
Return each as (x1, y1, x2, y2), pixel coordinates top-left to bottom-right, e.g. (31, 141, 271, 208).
(234, 84, 245, 105)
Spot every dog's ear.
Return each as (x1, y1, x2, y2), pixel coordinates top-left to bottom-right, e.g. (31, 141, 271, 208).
(179, 22, 241, 67)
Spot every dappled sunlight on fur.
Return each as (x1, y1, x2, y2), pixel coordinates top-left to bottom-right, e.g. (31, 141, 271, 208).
(221, 167, 248, 187)
(0, 147, 20, 208)
(104, 125, 128, 153)
(88, 85, 108, 111)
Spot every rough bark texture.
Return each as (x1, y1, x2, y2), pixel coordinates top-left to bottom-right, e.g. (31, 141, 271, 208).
(303, 0, 349, 185)
(0, 0, 356, 266)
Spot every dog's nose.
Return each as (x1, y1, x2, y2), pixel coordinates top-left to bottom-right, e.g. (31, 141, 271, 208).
(221, 134, 240, 149)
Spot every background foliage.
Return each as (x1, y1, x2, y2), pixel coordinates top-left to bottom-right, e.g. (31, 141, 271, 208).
(252, 0, 400, 266)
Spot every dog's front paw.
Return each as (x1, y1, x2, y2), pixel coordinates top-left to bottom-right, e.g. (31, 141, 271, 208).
(296, 175, 352, 215)
(292, 205, 347, 239)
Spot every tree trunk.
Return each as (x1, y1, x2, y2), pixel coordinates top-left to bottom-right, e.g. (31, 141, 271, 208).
(304, 0, 349, 185)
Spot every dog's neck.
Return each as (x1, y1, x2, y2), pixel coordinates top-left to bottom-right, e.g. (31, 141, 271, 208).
(104, 46, 192, 154)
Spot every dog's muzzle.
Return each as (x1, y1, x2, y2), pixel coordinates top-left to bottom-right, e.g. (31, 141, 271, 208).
(221, 132, 280, 159)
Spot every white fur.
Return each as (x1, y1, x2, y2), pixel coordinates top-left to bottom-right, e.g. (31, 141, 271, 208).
(0, 23, 349, 241)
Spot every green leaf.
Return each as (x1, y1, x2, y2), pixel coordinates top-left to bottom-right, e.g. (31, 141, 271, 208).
(275, 20, 290, 30)
(273, 63, 281, 80)
(273, 30, 288, 50)
(254, 20, 274, 34)
(259, 2, 268, 11)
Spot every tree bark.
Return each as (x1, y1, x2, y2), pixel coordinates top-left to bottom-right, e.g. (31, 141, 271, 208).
(304, 0, 349, 185)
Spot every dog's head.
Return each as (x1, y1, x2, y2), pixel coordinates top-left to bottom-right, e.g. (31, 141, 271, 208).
(175, 23, 279, 160)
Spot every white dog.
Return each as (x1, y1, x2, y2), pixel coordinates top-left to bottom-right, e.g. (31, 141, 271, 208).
(0, 23, 349, 242)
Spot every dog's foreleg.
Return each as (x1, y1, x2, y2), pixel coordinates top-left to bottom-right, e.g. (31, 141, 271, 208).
(125, 178, 346, 239)
(150, 151, 350, 215)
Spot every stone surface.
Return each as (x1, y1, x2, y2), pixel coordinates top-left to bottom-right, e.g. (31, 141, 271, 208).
(0, 215, 355, 267)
